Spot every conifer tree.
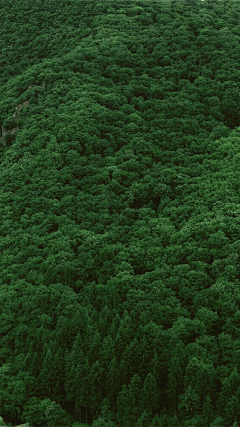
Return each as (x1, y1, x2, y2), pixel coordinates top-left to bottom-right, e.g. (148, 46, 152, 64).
(141, 373, 159, 416)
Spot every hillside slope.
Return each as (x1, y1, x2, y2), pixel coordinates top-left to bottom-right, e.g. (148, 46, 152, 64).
(1, 0, 240, 426)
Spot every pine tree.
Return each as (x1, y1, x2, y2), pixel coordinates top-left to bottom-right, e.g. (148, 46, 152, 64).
(45, 400, 73, 427)
(136, 410, 151, 427)
(141, 373, 159, 415)
(106, 357, 120, 413)
(178, 385, 201, 421)
(39, 344, 55, 395)
(202, 395, 214, 426)
(117, 375, 142, 427)
(167, 354, 183, 413)
(74, 354, 90, 424)
(89, 360, 104, 420)
(184, 357, 216, 403)
(218, 367, 240, 414)
(52, 346, 66, 400)
(223, 395, 240, 426)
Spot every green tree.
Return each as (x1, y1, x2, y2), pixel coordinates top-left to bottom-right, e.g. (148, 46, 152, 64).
(202, 395, 214, 426)
(178, 385, 201, 421)
(141, 373, 159, 415)
(117, 375, 142, 427)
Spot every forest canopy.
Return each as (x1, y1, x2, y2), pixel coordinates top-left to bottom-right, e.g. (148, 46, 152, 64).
(1, 0, 240, 426)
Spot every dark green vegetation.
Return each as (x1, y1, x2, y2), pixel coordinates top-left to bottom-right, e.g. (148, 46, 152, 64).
(1, 0, 240, 425)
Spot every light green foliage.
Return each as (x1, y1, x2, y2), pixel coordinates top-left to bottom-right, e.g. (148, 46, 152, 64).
(0, 417, 6, 427)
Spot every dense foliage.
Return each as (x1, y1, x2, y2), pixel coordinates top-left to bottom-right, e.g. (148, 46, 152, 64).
(1, 0, 240, 425)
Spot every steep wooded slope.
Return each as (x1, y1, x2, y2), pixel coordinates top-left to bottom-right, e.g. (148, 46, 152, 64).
(1, 1, 240, 426)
